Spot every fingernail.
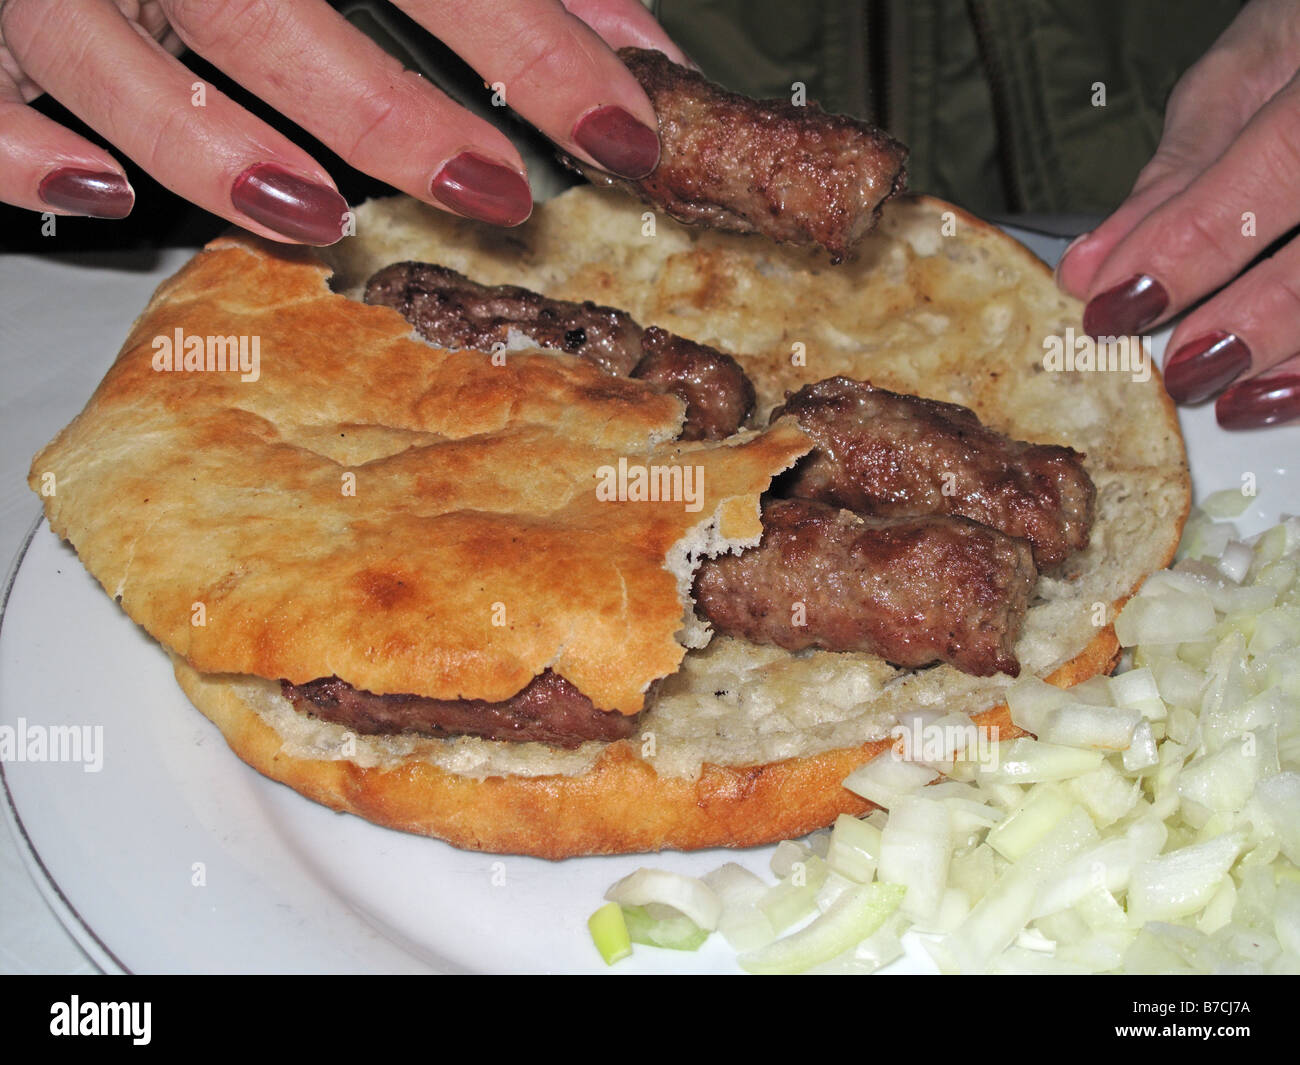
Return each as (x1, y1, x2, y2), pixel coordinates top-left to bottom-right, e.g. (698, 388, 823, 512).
(1216, 374, 1300, 430)
(572, 105, 660, 179)
(1163, 331, 1251, 404)
(38, 168, 134, 218)
(1083, 274, 1168, 338)
(431, 152, 532, 227)
(230, 163, 349, 245)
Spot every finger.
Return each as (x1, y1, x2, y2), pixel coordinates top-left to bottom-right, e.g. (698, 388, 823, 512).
(1077, 72, 1300, 340)
(1216, 353, 1300, 429)
(1056, 7, 1297, 300)
(397, 0, 661, 179)
(1161, 230, 1300, 412)
(0, 69, 133, 216)
(2, 0, 349, 245)
(160, 0, 532, 226)
(560, 0, 692, 65)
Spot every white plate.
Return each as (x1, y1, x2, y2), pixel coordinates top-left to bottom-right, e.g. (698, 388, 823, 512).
(4, 236, 1298, 974)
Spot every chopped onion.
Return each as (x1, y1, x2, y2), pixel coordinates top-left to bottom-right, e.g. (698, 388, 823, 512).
(738, 884, 906, 975)
(878, 795, 951, 923)
(621, 905, 710, 951)
(605, 869, 722, 931)
(977, 738, 1104, 783)
(985, 783, 1072, 861)
(587, 902, 632, 965)
(1127, 833, 1244, 923)
(841, 754, 936, 809)
(826, 813, 882, 884)
(758, 859, 827, 933)
(1200, 488, 1253, 519)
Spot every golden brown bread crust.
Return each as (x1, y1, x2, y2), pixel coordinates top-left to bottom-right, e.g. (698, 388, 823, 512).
(173, 620, 1120, 858)
(29, 235, 810, 714)
(34, 188, 1189, 857)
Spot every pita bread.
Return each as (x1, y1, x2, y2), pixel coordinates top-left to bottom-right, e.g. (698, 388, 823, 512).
(31, 187, 1189, 857)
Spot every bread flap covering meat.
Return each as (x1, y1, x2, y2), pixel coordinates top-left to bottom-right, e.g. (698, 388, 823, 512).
(29, 234, 813, 713)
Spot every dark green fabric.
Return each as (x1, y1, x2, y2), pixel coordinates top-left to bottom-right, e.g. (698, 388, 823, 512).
(655, 0, 1242, 216)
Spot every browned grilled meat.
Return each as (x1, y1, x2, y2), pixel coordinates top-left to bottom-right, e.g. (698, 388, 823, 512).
(631, 326, 755, 441)
(281, 670, 638, 748)
(771, 378, 1095, 569)
(561, 48, 907, 263)
(693, 498, 1036, 677)
(364, 260, 643, 376)
(365, 261, 754, 439)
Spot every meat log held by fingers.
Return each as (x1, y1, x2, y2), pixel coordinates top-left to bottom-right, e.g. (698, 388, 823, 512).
(771, 378, 1096, 569)
(364, 261, 755, 440)
(561, 48, 908, 263)
(693, 498, 1037, 677)
(281, 670, 639, 748)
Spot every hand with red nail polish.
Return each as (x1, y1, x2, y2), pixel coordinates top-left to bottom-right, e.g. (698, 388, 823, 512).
(1054, 0, 1300, 429)
(0, 0, 687, 242)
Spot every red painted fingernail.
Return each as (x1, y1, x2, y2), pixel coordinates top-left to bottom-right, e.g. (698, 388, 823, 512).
(230, 163, 349, 245)
(1083, 274, 1168, 338)
(38, 168, 134, 218)
(431, 152, 532, 227)
(572, 105, 660, 179)
(1216, 374, 1300, 429)
(1163, 332, 1251, 404)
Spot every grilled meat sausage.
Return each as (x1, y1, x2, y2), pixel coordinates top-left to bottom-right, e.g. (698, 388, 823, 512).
(771, 377, 1095, 569)
(561, 48, 908, 263)
(693, 498, 1036, 677)
(281, 669, 638, 748)
(364, 260, 644, 376)
(631, 326, 756, 441)
(365, 261, 754, 439)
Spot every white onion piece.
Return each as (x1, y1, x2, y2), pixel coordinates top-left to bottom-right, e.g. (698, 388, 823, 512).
(977, 739, 1104, 783)
(738, 883, 906, 975)
(1200, 488, 1252, 519)
(702, 863, 768, 909)
(770, 839, 810, 879)
(1036, 702, 1141, 751)
(1115, 588, 1218, 646)
(1122, 720, 1159, 771)
(841, 754, 936, 809)
(1248, 773, 1300, 864)
(826, 814, 881, 884)
(985, 783, 1072, 861)
(1218, 539, 1254, 583)
(605, 869, 722, 931)
(1128, 833, 1245, 924)
(879, 795, 951, 923)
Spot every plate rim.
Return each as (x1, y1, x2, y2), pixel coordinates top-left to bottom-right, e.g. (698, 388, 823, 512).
(0, 511, 126, 975)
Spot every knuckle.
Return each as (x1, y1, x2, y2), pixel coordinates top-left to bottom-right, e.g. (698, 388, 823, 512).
(1261, 258, 1300, 319)
(342, 78, 413, 162)
(1, 0, 58, 53)
(499, 17, 585, 86)
(1178, 206, 1241, 265)
(135, 100, 202, 173)
(161, 0, 280, 55)
(1256, 95, 1300, 178)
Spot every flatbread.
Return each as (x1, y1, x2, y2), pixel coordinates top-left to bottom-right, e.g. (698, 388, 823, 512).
(32, 187, 1190, 857)
(30, 234, 811, 713)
